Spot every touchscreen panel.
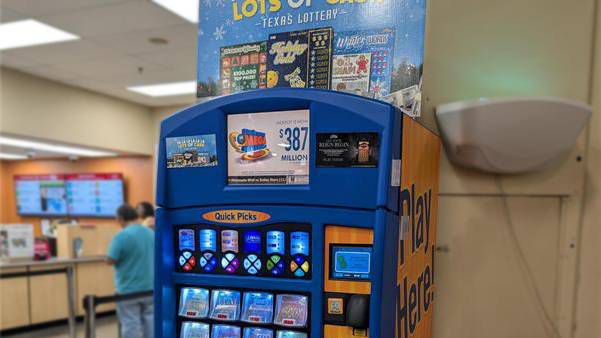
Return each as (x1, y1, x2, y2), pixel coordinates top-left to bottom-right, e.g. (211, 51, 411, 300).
(331, 245, 372, 280)
(227, 110, 310, 185)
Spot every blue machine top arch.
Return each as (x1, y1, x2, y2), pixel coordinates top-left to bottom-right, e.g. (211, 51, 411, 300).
(157, 88, 402, 212)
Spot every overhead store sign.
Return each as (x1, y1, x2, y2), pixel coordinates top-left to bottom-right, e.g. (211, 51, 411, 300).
(196, 0, 427, 115)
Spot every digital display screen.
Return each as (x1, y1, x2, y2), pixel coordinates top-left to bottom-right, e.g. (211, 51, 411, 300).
(227, 110, 310, 185)
(14, 173, 124, 218)
(221, 230, 239, 253)
(243, 231, 262, 253)
(15, 175, 67, 216)
(266, 231, 285, 255)
(65, 173, 124, 217)
(290, 232, 309, 256)
(200, 229, 217, 252)
(331, 246, 372, 280)
(179, 230, 195, 251)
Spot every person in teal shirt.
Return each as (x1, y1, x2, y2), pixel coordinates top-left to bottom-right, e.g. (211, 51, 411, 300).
(107, 204, 155, 338)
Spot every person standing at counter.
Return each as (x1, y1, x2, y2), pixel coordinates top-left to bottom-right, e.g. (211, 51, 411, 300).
(107, 204, 155, 338)
(136, 201, 155, 230)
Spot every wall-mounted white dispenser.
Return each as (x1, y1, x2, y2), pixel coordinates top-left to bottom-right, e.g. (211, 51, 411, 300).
(435, 97, 592, 174)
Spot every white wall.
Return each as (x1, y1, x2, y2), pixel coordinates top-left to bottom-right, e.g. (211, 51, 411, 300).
(574, 3, 601, 337)
(421, 1, 598, 337)
(0, 68, 155, 155)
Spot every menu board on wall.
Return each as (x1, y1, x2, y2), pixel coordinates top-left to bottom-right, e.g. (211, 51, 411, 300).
(65, 173, 124, 217)
(15, 175, 67, 216)
(14, 173, 125, 218)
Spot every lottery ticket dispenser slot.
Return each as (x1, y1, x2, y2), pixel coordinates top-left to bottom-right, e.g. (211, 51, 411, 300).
(347, 294, 370, 329)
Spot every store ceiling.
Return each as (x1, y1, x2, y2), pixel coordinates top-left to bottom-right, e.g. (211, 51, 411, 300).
(0, 0, 198, 107)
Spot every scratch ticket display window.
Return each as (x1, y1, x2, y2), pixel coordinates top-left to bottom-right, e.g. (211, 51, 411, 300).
(227, 110, 309, 185)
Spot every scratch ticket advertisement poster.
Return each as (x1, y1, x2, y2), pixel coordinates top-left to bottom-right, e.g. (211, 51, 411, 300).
(220, 42, 267, 95)
(197, 0, 426, 114)
(266, 28, 332, 89)
(166, 135, 218, 169)
(227, 110, 310, 185)
(333, 28, 395, 99)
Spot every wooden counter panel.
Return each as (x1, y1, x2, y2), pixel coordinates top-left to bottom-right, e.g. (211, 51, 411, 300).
(0, 268, 30, 330)
(29, 265, 69, 324)
(76, 262, 116, 315)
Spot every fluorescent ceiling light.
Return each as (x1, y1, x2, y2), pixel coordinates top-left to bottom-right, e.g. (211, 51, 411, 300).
(127, 81, 196, 97)
(0, 136, 117, 157)
(152, 0, 199, 23)
(0, 153, 27, 160)
(0, 19, 79, 51)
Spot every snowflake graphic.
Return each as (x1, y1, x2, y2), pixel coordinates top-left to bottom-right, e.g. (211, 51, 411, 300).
(199, 28, 204, 36)
(203, 0, 212, 7)
(371, 79, 386, 97)
(225, 18, 234, 26)
(213, 25, 226, 40)
(215, 0, 226, 7)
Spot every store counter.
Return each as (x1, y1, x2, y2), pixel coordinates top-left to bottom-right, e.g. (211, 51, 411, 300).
(0, 256, 116, 331)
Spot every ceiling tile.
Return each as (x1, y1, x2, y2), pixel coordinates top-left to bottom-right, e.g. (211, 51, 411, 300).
(0, 0, 201, 107)
(106, 68, 195, 87)
(1, 0, 135, 17)
(133, 47, 196, 73)
(89, 24, 197, 55)
(1, 40, 120, 66)
(41, 1, 188, 38)
(18, 65, 83, 83)
(52, 55, 167, 81)
(67, 77, 196, 107)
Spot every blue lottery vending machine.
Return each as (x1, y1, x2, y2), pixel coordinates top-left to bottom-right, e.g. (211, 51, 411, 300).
(155, 88, 441, 338)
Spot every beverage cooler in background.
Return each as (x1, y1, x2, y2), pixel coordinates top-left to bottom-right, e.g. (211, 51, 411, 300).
(155, 88, 441, 338)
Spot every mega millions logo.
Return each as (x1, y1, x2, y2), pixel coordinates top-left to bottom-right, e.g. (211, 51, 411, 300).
(228, 128, 272, 161)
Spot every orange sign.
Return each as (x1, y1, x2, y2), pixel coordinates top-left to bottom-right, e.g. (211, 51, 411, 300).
(202, 210, 270, 224)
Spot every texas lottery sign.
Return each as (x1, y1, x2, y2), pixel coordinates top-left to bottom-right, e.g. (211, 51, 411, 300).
(197, 0, 427, 114)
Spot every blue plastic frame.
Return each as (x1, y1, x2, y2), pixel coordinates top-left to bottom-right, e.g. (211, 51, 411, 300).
(155, 205, 399, 338)
(156, 88, 401, 213)
(155, 89, 404, 338)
